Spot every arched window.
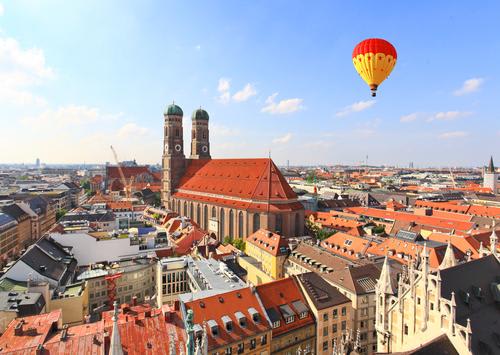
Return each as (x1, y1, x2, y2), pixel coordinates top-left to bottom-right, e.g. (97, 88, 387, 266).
(211, 206, 217, 218)
(229, 210, 234, 237)
(203, 131, 206, 139)
(183, 201, 187, 217)
(177, 200, 181, 214)
(175, 128, 179, 137)
(190, 202, 194, 218)
(197, 204, 201, 224)
(275, 214, 283, 234)
(238, 211, 244, 239)
(295, 213, 301, 236)
(204, 205, 208, 229)
(220, 209, 225, 240)
(253, 213, 260, 232)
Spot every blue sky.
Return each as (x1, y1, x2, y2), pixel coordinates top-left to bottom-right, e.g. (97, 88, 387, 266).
(0, 0, 499, 167)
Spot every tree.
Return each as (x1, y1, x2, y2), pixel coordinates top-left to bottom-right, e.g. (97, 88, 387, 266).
(233, 238, 246, 251)
(372, 225, 386, 235)
(223, 236, 233, 245)
(56, 208, 68, 221)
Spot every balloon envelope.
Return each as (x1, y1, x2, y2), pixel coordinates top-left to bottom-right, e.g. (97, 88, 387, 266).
(352, 38, 397, 96)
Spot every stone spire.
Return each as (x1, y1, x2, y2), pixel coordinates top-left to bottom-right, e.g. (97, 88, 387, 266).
(490, 220, 498, 257)
(378, 255, 394, 294)
(488, 156, 495, 173)
(439, 240, 457, 270)
(109, 301, 124, 355)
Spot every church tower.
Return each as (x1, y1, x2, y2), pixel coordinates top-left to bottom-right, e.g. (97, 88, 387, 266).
(161, 103, 186, 209)
(483, 156, 498, 194)
(190, 108, 211, 159)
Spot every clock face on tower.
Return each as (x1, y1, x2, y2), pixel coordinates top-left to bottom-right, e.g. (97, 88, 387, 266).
(202, 145, 208, 153)
(175, 144, 182, 152)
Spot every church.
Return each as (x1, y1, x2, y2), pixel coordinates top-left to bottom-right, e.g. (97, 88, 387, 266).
(161, 103, 304, 240)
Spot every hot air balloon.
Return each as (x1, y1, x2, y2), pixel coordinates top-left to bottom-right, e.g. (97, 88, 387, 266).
(352, 38, 397, 97)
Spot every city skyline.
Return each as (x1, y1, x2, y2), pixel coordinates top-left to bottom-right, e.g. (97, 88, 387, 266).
(1, 1, 499, 166)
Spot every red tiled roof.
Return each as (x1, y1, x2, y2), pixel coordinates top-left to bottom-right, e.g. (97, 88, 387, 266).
(175, 158, 297, 203)
(426, 232, 481, 260)
(256, 277, 315, 337)
(246, 229, 289, 256)
(346, 207, 475, 232)
(107, 201, 133, 211)
(321, 233, 376, 261)
(415, 200, 500, 218)
(0, 309, 62, 353)
(184, 287, 271, 351)
(173, 192, 303, 212)
(365, 237, 455, 269)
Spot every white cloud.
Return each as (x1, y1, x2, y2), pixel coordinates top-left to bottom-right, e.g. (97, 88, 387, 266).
(438, 131, 469, 139)
(217, 78, 230, 93)
(429, 111, 472, 122)
(232, 83, 257, 102)
(23, 105, 122, 127)
(217, 78, 256, 104)
(262, 93, 304, 114)
(272, 133, 292, 144)
(336, 100, 376, 117)
(453, 77, 483, 96)
(0, 35, 55, 106)
(400, 112, 419, 123)
(117, 123, 149, 138)
(0, 4, 4, 16)
(217, 78, 231, 104)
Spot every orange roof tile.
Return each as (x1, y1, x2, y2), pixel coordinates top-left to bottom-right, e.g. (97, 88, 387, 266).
(321, 233, 376, 261)
(175, 158, 298, 205)
(256, 278, 315, 337)
(246, 229, 290, 256)
(426, 232, 481, 260)
(346, 207, 474, 232)
(184, 287, 271, 351)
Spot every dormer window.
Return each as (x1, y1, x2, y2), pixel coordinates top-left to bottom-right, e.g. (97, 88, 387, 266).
(248, 307, 260, 323)
(221, 315, 233, 332)
(272, 320, 281, 328)
(234, 311, 247, 328)
(208, 319, 218, 337)
(299, 311, 307, 319)
(285, 315, 295, 324)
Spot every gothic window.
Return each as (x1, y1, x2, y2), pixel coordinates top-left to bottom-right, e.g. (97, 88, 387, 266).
(238, 211, 244, 238)
(175, 128, 179, 137)
(253, 213, 260, 232)
(197, 204, 201, 223)
(212, 206, 217, 218)
(275, 214, 282, 234)
(203, 131, 207, 139)
(229, 210, 234, 237)
(183, 202, 187, 216)
(177, 200, 181, 214)
(192, 131, 195, 139)
(190, 202, 194, 218)
(204, 205, 208, 229)
(220, 209, 225, 239)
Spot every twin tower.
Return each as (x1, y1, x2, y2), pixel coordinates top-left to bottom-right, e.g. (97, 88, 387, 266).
(161, 103, 211, 208)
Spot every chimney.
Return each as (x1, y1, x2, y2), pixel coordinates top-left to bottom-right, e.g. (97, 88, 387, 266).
(14, 321, 23, 336)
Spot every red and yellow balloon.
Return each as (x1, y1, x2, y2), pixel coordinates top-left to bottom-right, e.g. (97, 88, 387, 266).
(352, 38, 397, 97)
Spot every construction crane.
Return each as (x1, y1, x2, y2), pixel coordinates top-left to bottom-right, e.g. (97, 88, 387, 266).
(110, 145, 133, 199)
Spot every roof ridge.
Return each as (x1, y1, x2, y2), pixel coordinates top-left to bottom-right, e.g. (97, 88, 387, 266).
(249, 158, 273, 202)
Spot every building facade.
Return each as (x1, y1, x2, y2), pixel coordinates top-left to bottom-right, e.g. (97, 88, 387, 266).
(296, 272, 352, 355)
(161, 104, 305, 239)
(376, 249, 500, 354)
